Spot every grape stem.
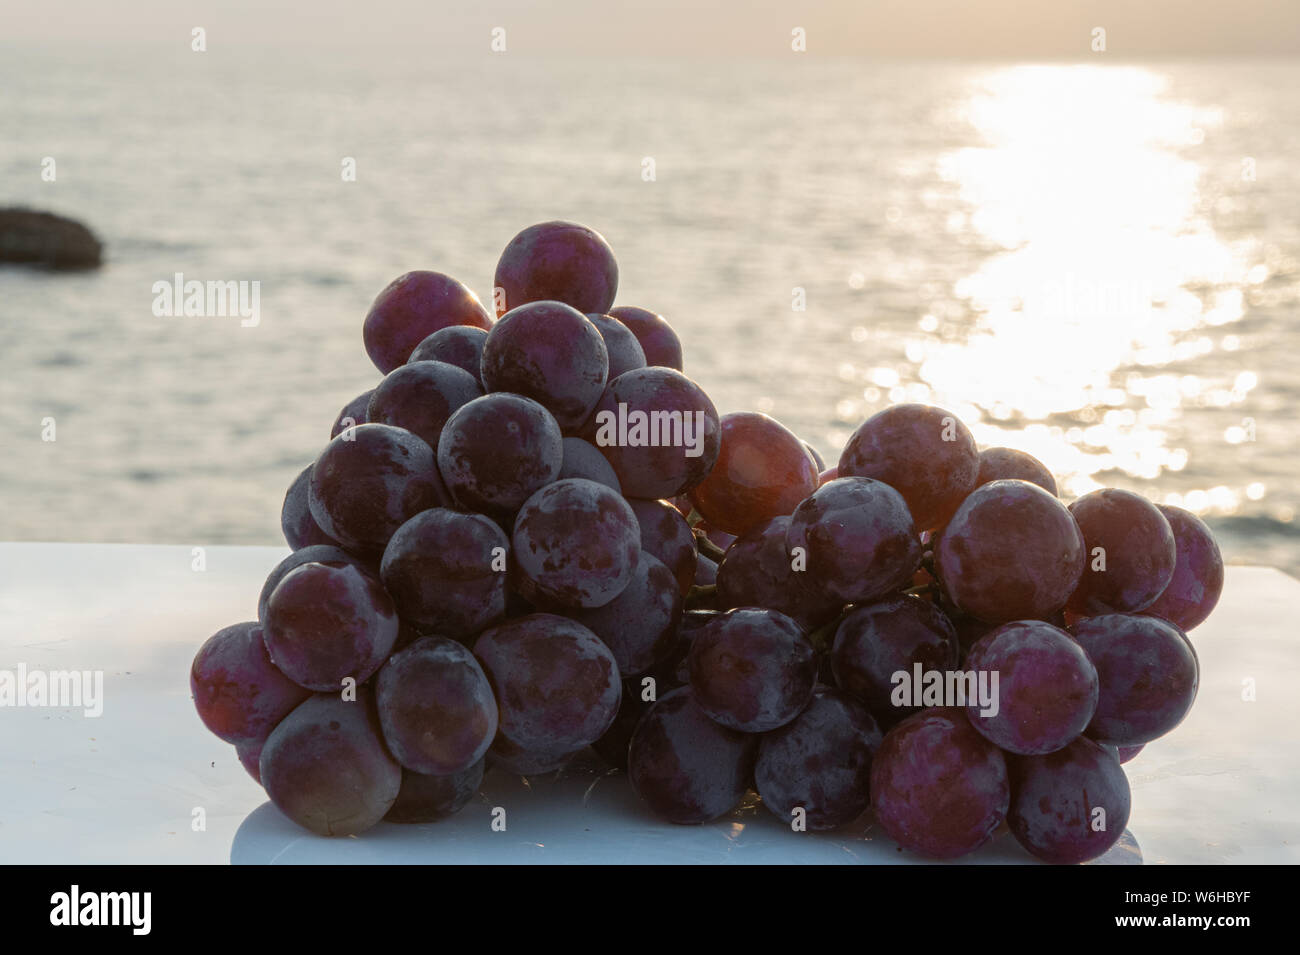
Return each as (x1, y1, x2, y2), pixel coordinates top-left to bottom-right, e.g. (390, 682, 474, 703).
(693, 530, 728, 563)
(684, 583, 717, 609)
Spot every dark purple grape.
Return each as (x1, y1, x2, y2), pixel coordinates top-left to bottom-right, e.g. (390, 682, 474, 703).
(586, 312, 647, 379)
(558, 436, 621, 492)
(363, 271, 493, 374)
(1072, 614, 1198, 746)
(627, 498, 697, 596)
(592, 635, 693, 770)
(487, 737, 577, 775)
(308, 423, 448, 556)
(628, 686, 757, 824)
(437, 393, 563, 518)
(566, 551, 682, 675)
(493, 221, 618, 317)
(330, 389, 374, 439)
(257, 544, 365, 626)
(689, 412, 820, 537)
(755, 687, 883, 830)
(236, 739, 263, 784)
(281, 465, 337, 549)
(379, 508, 508, 639)
(830, 595, 959, 724)
(785, 477, 922, 605)
(1067, 488, 1176, 615)
(366, 360, 482, 451)
(407, 325, 489, 384)
(511, 478, 640, 608)
(473, 613, 621, 756)
(481, 301, 609, 429)
(259, 692, 401, 836)
(839, 404, 980, 530)
(191, 621, 310, 744)
(964, 620, 1098, 755)
(717, 516, 845, 630)
(263, 561, 399, 691)
(375, 636, 498, 775)
(607, 305, 683, 370)
(1118, 744, 1144, 764)
(583, 367, 720, 499)
(935, 479, 1085, 624)
(1007, 736, 1131, 864)
(385, 758, 484, 824)
(688, 608, 817, 732)
(1143, 505, 1224, 631)
(693, 555, 718, 591)
(869, 707, 1010, 859)
(977, 447, 1057, 495)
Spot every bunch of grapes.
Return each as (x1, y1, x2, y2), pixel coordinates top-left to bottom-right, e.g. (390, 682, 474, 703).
(190, 221, 1223, 863)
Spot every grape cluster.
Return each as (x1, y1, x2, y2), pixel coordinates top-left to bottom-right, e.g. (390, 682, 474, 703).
(191, 220, 1224, 862)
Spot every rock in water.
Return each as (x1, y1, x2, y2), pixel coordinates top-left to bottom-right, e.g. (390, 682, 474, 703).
(0, 208, 103, 269)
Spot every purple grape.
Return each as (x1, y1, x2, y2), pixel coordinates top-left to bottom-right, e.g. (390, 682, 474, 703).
(263, 561, 399, 691)
(627, 498, 698, 597)
(755, 687, 883, 830)
(566, 551, 682, 675)
(688, 608, 817, 733)
(977, 447, 1058, 495)
(407, 325, 489, 384)
(259, 692, 401, 836)
(437, 393, 563, 518)
(1072, 613, 1198, 746)
(511, 478, 640, 609)
(308, 423, 448, 556)
(1007, 736, 1131, 864)
(583, 367, 720, 499)
(592, 634, 693, 770)
(607, 305, 683, 370)
(330, 389, 374, 439)
(375, 636, 498, 776)
(363, 270, 493, 374)
(281, 465, 337, 549)
(487, 737, 576, 775)
(385, 758, 484, 823)
(716, 516, 844, 630)
(689, 412, 821, 537)
(839, 404, 980, 530)
(366, 360, 483, 451)
(379, 508, 508, 639)
(1067, 488, 1176, 614)
(481, 301, 609, 429)
(493, 221, 618, 317)
(257, 544, 365, 626)
(558, 436, 621, 492)
(935, 479, 1085, 624)
(963, 620, 1098, 755)
(236, 739, 263, 784)
(628, 686, 757, 824)
(785, 477, 923, 605)
(1118, 744, 1144, 764)
(473, 613, 621, 756)
(586, 312, 647, 379)
(1143, 505, 1224, 631)
(830, 595, 959, 724)
(191, 621, 311, 744)
(869, 707, 1010, 859)
(694, 555, 718, 588)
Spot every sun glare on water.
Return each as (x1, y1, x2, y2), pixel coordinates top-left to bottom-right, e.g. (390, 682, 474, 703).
(901, 65, 1260, 509)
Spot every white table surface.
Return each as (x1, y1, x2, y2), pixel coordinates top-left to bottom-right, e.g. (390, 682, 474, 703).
(0, 543, 1295, 865)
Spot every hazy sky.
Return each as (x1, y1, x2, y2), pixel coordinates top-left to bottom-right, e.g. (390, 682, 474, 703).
(2, 0, 1298, 56)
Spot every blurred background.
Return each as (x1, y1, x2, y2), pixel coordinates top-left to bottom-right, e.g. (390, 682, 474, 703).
(1, 0, 1297, 574)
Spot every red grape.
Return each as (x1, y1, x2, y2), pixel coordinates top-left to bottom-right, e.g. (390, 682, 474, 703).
(607, 305, 683, 370)
(626, 498, 698, 596)
(363, 270, 492, 374)
(407, 325, 488, 385)
(977, 447, 1057, 495)
(1143, 505, 1224, 631)
(493, 221, 618, 317)
(1067, 488, 1176, 614)
(367, 359, 482, 451)
(191, 621, 310, 745)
